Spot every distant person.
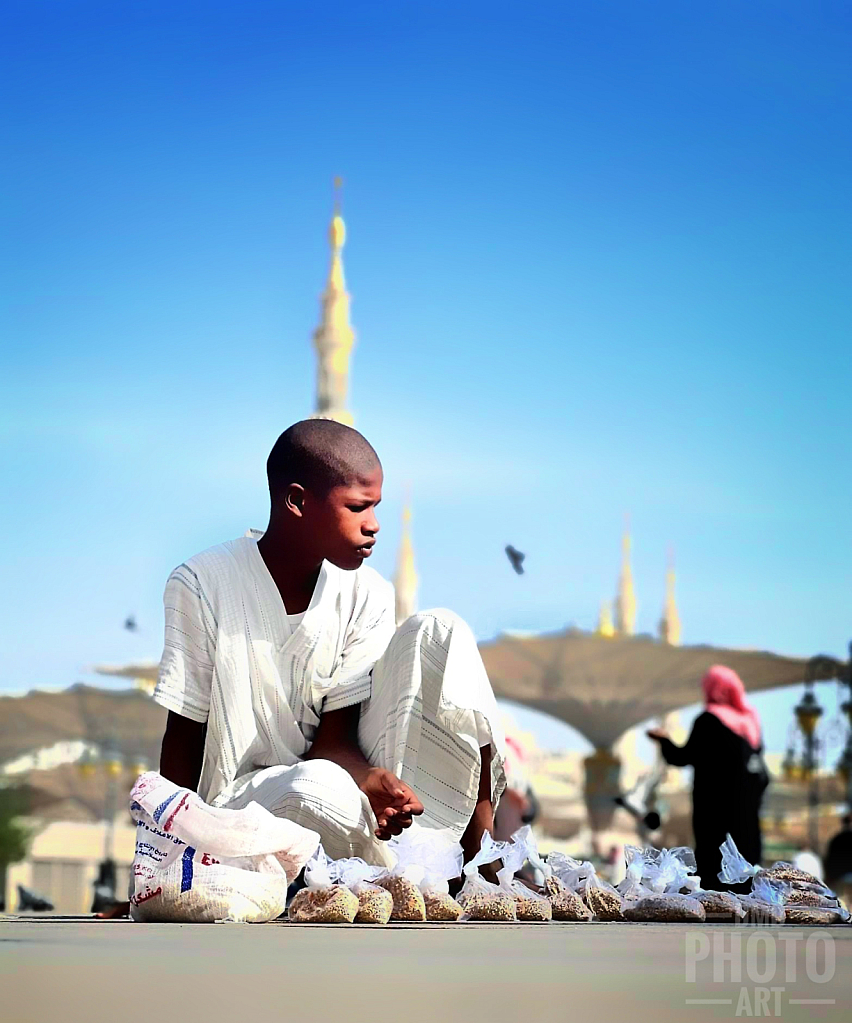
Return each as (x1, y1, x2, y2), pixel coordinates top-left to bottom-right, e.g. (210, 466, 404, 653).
(824, 815, 852, 898)
(90, 858, 119, 914)
(647, 665, 768, 891)
(155, 420, 506, 871)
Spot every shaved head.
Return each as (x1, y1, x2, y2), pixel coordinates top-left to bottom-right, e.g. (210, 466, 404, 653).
(266, 419, 381, 502)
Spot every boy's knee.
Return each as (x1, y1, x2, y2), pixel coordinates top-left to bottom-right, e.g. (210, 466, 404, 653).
(296, 758, 364, 827)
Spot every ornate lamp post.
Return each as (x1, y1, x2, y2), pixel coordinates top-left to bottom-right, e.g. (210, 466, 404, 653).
(789, 643, 852, 853)
(804, 644, 852, 816)
(794, 687, 822, 851)
(78, 749, 147, 865)
(838, 688, 852, 795)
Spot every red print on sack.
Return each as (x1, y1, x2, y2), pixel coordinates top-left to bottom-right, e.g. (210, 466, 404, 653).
(162, 792, 190, 832)
(200, 853, 220, 866)
(131, 886, 163, 906)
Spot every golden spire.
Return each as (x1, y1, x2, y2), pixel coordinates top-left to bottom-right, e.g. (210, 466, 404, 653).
(311, 176, 355, 426)
(597, 600, 615, 638)
(394, 497, 418, 626)
(658, 548, 681, 645)
(614, 518, 637, 636)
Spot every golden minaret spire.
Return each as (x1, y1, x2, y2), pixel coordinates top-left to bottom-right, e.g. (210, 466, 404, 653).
(394, 497, 418, 626)
(311, 176, 355, 426)
(614, 517, 637, 636)
(658, 547, 681, 645)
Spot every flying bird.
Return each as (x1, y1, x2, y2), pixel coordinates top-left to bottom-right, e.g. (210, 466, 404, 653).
(124, 615, 138, 632)
(505, 545, 525, 575)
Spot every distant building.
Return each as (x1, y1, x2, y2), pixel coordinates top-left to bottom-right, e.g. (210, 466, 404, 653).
(5, 817, 135, 914)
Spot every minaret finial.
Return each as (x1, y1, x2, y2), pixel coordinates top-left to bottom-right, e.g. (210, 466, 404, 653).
(659, 546, 681, 645)
(310, 178, 355, 426)
(614, 515, 637, 636)
(394, 491, 418, 626)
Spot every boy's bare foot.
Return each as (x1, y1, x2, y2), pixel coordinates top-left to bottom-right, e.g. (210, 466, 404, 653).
(95, 901, 130, 919)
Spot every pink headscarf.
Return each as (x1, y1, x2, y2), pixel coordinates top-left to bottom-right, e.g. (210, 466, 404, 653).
(702, 665, 762, 750)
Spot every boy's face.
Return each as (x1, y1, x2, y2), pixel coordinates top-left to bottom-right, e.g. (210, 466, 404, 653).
(309, 465, 383, 571)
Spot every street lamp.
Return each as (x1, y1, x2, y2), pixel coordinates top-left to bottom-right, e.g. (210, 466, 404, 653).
(839, 694, 852, 789)
(77, 748, 147, 873)
(781, 746, 798, 783)
(804, 643, 852, 815)
(794, 686, 822, 851)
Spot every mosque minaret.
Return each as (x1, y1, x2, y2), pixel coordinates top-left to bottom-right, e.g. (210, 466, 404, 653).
(393, 501, 418, 625)
(658, 550, 681, 645)
(310, 178, 356, 426)
(614, 521, 637, 636)
(309, 183, 419, 623)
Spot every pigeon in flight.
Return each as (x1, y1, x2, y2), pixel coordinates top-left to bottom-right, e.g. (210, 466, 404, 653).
(505, 545, 525, 575)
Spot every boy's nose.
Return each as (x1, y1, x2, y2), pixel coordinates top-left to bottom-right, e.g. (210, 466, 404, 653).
(365, 513, 379, 535)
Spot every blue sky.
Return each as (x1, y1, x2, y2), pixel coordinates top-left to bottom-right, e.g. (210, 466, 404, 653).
(2, 1, 850, 756)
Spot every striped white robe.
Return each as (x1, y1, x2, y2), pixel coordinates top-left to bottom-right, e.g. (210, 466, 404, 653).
(154, 531, 506, 865)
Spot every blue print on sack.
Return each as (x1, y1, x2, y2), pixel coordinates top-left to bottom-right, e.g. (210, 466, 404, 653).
(180, 846, 196, 893)
(152, 790, 180, 824)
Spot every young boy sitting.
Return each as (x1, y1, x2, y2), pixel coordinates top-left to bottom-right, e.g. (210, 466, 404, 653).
(155, 419, 506, 868)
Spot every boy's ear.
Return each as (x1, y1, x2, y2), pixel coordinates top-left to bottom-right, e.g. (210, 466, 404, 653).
(284, 483, 306, 517)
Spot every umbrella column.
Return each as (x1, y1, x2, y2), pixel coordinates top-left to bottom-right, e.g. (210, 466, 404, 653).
(583, 746, 622, 832)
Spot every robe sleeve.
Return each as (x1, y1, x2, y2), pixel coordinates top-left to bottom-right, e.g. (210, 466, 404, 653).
(152, 564, 217, 724)
(320, 575, 396, 714)
(658, 711, 714, 768)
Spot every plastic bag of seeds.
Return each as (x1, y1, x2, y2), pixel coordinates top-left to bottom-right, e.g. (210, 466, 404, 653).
(695, 889, 746, 922)
(648, 848, 693, 894)
(548, 852, 596, 893)
(762, 861, 822, 886)
(618, 845, 702, 904)
(542, 875, 593, 919)
(579, 872, 625, 921)
(718, 833, 762, 886)
(784, 885, 842, 909)
(624, 892, 706, 923)
(331, 857, 393, 924)
(353, 882, 393, 924)
(784, 905, 847, 926)
(386, 824, 465, 921)
(506, 879, 552, 921)
(737, 875, 786, 925)
(288, 848, 359, 923)
(373, 843, 427, 922)
(374, 872, 426, 921)
(497, 832, 552, 921)
(762, 873, 850, 923)
(764, 870, 843, 911)
(457, 833, 517, 921)
(617, 846, 647, 900)
(521, 829, 591, 921)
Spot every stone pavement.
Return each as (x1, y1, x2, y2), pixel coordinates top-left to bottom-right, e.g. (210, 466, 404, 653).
(1, 916, 850, 1023)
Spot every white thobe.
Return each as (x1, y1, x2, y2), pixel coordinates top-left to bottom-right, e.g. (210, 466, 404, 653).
(153, 531, 506, 864)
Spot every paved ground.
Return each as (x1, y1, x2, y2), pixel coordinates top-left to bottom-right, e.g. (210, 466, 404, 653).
(1, 916, 850, 1023)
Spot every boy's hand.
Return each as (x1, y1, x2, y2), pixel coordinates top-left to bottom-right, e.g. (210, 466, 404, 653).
(358, 767, 424, 840)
